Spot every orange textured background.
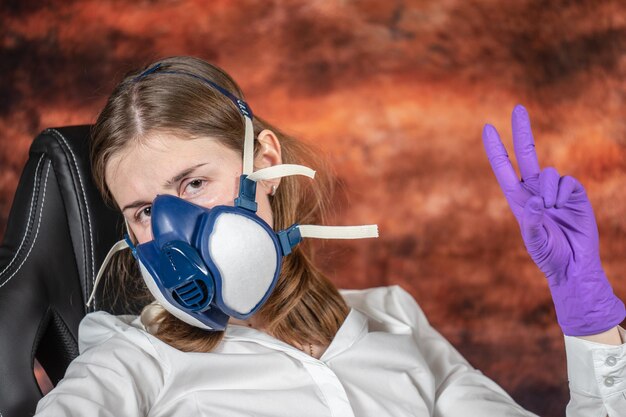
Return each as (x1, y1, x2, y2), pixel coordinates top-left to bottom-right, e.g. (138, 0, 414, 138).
(1, 1, 625, 415)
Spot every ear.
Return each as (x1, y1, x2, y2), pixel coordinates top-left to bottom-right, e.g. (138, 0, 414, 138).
(254, 129, 283, 193)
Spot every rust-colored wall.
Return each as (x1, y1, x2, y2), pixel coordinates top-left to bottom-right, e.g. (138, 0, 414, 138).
(2, 1, 625, 415)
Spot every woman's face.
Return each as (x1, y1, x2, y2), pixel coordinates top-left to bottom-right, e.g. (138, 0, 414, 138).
(105, 130, 280, 244)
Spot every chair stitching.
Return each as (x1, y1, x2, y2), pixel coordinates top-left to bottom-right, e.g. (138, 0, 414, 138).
(0, 161, 51, 288)
(0, 154, 45, 278)
(47, 128, 96, 309)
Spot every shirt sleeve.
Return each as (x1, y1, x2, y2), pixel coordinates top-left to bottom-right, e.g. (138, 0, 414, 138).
(564, 327, 626, 417)
(386, 286, 538, 417)
(34, 314, 166, 417)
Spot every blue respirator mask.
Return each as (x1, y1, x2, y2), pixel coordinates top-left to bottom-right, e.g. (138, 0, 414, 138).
(87, 63, 378, 330)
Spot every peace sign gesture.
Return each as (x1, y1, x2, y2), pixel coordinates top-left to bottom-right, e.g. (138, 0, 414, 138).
(482, 105, 624, 336)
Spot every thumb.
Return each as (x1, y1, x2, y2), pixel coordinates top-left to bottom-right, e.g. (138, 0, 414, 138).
(521, 196, 547, 249)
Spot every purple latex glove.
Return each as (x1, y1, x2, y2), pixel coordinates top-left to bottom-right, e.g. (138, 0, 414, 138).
(482, 104, 625, 336)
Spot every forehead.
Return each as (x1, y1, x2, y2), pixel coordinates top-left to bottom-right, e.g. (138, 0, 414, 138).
(105, 132, 241, 206)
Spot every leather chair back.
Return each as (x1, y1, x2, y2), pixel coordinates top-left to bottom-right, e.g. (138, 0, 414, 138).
(0, 126, 125, 416)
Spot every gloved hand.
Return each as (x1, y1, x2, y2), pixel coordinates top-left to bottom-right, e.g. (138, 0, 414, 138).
(481, 104, 625, 336)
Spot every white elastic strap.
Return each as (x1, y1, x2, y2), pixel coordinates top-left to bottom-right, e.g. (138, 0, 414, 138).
(124, 218, 137, 243)
(86, 239, 129, 307)
(247, 164, 316, 182)
(242, 116, 255, 175)
(298, 224, 379, 239)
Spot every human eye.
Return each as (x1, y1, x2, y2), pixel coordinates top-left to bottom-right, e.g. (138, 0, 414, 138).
(181, 178, 206, 197)
(134, 205, 152, 223)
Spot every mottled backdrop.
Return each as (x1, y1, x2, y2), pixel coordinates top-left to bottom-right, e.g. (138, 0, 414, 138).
(1, 0, 625, 415)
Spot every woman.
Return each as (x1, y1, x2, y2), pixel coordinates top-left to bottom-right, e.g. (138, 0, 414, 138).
(35, 56, 625, 416)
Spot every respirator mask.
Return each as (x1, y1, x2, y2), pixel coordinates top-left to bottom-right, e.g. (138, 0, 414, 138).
(87, 63, 378, 330)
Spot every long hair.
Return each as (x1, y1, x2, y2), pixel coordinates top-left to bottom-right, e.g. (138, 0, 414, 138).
(90, 56, 348, 352)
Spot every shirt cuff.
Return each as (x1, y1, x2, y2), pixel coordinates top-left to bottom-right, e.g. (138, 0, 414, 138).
(564, 327, 626, 398)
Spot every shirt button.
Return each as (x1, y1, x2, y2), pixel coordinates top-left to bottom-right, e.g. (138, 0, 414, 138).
(605, 356, 617, 366)
(604, 377, 615, 387)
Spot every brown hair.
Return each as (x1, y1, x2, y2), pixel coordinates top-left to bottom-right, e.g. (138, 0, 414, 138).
(90, 56, 348, 352)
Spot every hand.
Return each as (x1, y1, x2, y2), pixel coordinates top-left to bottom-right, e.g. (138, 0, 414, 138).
(481, 104, 624, 336)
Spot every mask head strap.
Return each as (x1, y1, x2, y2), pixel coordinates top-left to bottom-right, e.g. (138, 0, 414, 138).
(133, 63, 253, 121)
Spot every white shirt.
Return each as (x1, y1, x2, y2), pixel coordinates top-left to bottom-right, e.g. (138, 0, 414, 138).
(35, 286, 626, 416)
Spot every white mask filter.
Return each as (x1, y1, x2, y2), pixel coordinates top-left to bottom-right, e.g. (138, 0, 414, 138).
(208, 212, 278, 315)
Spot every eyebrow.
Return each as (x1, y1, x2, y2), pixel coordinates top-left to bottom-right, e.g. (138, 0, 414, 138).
(163, 163, 207, 188)
(120, 163, 208, 213)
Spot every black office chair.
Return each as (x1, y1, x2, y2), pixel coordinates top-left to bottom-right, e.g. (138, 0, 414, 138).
(0, 126, 127, 416)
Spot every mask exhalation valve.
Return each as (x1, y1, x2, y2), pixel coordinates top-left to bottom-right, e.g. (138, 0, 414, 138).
(161, 241, 214, 312)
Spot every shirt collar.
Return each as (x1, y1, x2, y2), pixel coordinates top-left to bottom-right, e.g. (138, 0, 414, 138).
(222, 308, 369, 363)
(320, 308, 368, 361)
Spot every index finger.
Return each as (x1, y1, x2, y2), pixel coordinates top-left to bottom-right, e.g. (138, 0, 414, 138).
(512, 104, 541, 181)
(482, 124, 524, 198)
